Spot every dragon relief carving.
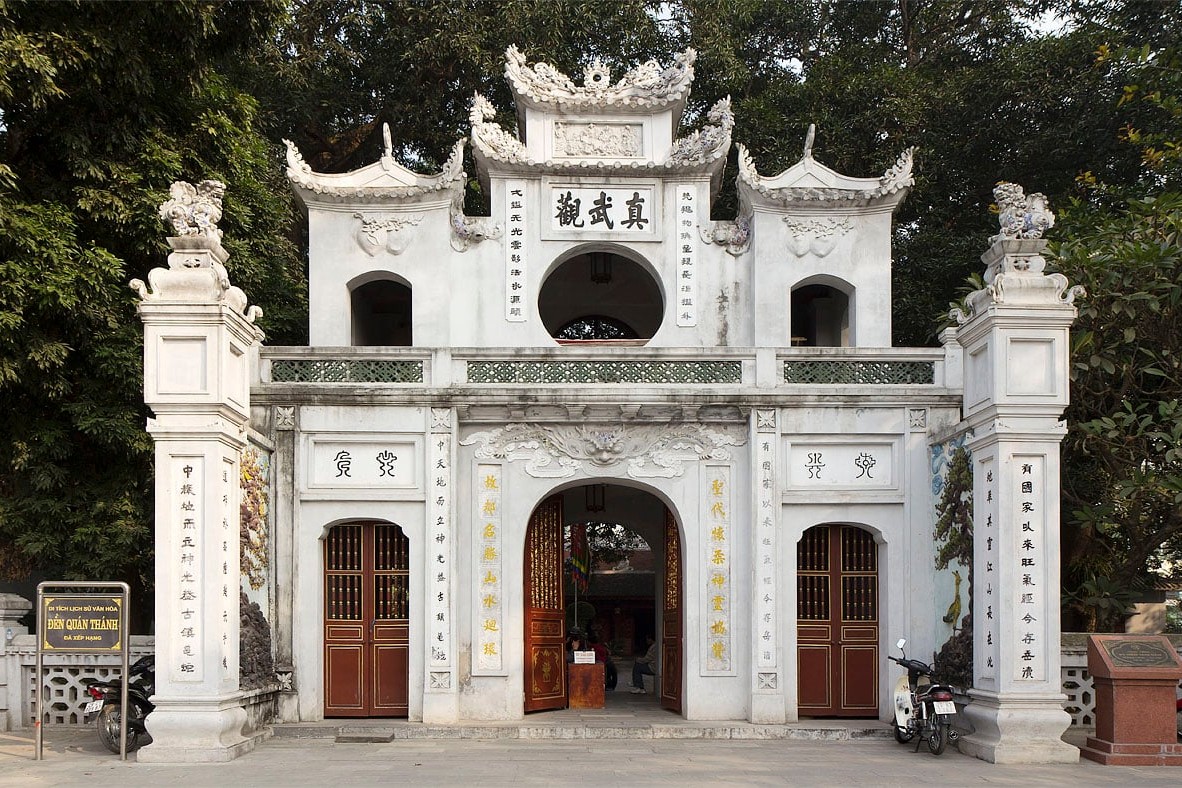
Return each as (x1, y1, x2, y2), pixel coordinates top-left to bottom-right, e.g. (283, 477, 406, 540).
(353, 212, 423, 256)
(668, 96, 734, 166)
(469, 93, 530, 164)
(701, 209, 751, 256)
(449, 192, 503, 252)
(459, 423, 746, 479)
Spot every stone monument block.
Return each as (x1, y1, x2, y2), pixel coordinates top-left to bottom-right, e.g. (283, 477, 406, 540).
(1080, 634, 1182, 766)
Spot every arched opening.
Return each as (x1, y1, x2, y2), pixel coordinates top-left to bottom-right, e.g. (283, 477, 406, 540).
(323, 520, 410, 717)
(523, 483, 682, 714)
(796, 523, 879, 717)
(539, 249, 663, 345)
(350, 278, 412, 346)
(791, 279, 852, 347)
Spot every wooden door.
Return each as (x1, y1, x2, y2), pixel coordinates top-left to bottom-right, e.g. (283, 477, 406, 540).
(660, 508, 683, 713)
(324, 522, 410, 717)
(524, 495, 565, 712)
(796, 524, 879, 716)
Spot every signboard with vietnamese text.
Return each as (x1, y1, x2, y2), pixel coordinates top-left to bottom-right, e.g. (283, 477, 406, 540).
(40, 594, 124, 652)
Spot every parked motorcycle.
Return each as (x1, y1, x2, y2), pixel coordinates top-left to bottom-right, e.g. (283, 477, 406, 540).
(888, 638, 957, 755)
(83, 655, 155, 753)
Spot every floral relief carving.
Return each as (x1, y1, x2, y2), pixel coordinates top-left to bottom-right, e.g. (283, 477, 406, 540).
(460, 423, 746, 479)
(782, 216, 853, 257)
(353, 213, 423, 256)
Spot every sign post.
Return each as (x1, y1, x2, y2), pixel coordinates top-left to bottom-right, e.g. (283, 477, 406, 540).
(34, 581, 130, 761)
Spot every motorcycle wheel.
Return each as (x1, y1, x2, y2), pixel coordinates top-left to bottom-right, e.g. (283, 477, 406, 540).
(893, 724, 914, 744)
(96, 704, 144, 754)
(927, 721, 948, 755)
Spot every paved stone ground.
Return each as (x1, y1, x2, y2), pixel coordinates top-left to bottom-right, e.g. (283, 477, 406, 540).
(4, 725, 1182, 787)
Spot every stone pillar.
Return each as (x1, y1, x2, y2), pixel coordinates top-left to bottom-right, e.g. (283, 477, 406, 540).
(0, 594, 33, 731)
(749, 408, 785, 723)
(132, 181, 265, 762)
(953, 184, 1084, 764)
(423, 407, 459, 722)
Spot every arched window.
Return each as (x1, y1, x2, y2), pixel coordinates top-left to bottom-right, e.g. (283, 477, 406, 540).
(791, 280, 852, 347)
(351, 279, 412, 346)
(539, 249, 663, 345)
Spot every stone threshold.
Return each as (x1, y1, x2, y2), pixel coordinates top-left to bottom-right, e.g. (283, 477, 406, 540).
(272, 720, 893, 743)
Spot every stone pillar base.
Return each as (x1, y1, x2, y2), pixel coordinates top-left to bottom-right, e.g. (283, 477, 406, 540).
(1080, 737, 1182, 766)
(139, 697, 256, 763)
(958, 690, 1078, 764)
(422, 691, 459, 724)
(749, 693, 786, 724)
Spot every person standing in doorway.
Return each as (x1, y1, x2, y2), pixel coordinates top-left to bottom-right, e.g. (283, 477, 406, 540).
(630, 634, 657, 694)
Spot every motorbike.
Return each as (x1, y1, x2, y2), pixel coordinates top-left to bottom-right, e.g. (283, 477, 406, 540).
(888, 638, 958, 755)
(83, 655, 155, 753)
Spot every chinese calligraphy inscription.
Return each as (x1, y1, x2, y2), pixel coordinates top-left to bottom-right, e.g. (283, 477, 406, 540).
(676, 185, 697, 327)
(704, 465, 732, 673)
(172, 456, 203, 683)
(754, 430, 778, 672)
(475, 464, 504, 673)
(1013, 455, 1045, 682)
(505, 181, 528, 322)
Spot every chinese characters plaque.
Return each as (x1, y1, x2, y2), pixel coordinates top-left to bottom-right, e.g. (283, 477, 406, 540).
(474, 464, 504, 673)
(428, 410, 453, 674)
(676, 185, 697, 327)
(1013, 455, 1045, 682)
(754, 420, 778, 671)
(703, 465, 732, 674)
(505, 181, 527, 322)
(172, 455, 203, 683)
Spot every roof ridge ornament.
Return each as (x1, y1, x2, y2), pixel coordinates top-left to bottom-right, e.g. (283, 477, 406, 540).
(803, 124, 816, 160)
(283, 136, 466, 201)
(503, 45, 696, 110)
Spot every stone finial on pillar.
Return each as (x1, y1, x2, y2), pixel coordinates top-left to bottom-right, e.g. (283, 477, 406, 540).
(953, 184, 1082, 764)
(132, 181, 265, 762)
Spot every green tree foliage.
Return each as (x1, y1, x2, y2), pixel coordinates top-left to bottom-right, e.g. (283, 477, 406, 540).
(0, 1, 306, 619)
(1054, 193, 1182, 630)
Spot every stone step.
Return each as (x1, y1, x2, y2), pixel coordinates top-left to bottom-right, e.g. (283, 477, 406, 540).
(272, 722, 893, 743)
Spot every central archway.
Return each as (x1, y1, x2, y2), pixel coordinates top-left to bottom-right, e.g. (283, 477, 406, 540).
(522, 483, 682, 714)
(538, 247, 664, 345)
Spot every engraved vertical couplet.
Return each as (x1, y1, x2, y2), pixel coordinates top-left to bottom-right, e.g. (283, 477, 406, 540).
(753, 420, 778, 674)
(428, 410, 453, 677)
(976, 454, 999, 683)
(474, 464, 504, 673)
(1012, 454, 1046, 682)
(703, 465, 732, 673)
(505, 180, 527, 322)
(171, 455, 204, 684)
(676, 185, 698, 327)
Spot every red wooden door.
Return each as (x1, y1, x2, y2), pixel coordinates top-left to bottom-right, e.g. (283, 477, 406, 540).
(524, 495, 566, 712)
(660, 508, 683, 713)
(324, 522, 410, 717)
(797, 524, 879, 716)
